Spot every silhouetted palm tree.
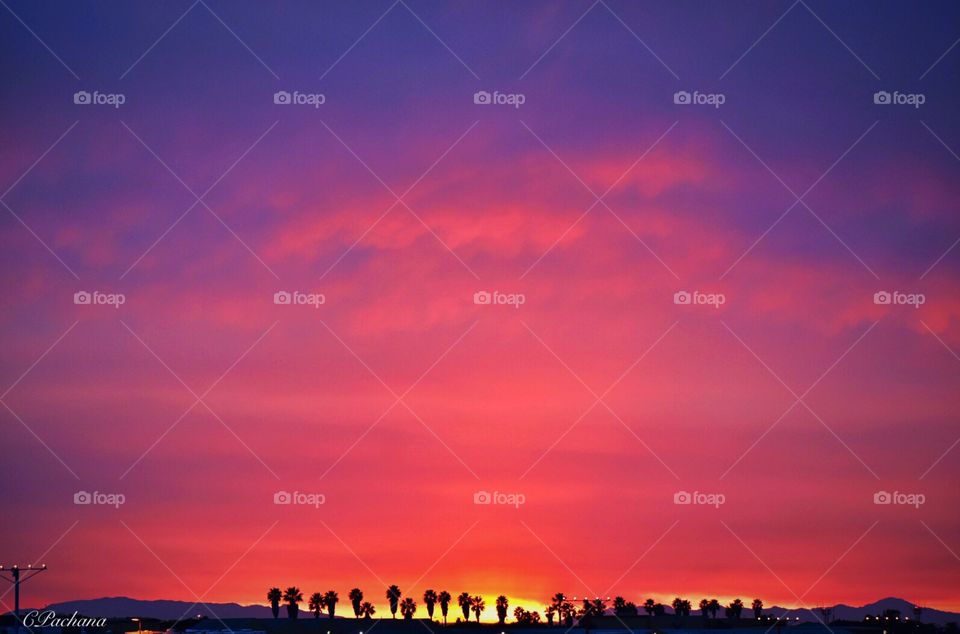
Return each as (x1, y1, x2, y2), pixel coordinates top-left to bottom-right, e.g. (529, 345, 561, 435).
(731, 599, 744, 619)
(424, 590, 438, 621)
(458, 593, 472, 621)
(580, 600, 592, 619)
(708, 599, 721, 619)
(699, 599, 709, 618)
(615, 600, 639, 617)
(308, 593, 323, 619)
(400, 598, 417, 620)
(387, 585, 402, 619)
(438, 591, 452, 625)
(324, 590, 339, 619)
(560, 600, 575, 626)
(680, 600, 692, 616)
(496, 596, 509, 624)
(349, 588, 364, 618)
(752, 599, 763, 619)
(580, 599, 594, 626)
(515, 607, 528, 624)
(575, 604, 586, 623)
(643, 599, 656, 616)
(550, 594, 566, 625)
(267, 588, 282, 619)
(471, 596, 485, 623)
(672, 598, 684, 616)
(360, 602, 376, 619)
(545, 606, 556, 625)
(283, 587, 304, 620)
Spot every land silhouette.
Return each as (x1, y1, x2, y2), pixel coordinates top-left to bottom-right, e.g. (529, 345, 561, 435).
(14, 593, 959, 632)
(253, 587, 956, 630)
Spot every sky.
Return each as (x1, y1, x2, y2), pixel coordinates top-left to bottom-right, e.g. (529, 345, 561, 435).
(1, 0, 960, 620)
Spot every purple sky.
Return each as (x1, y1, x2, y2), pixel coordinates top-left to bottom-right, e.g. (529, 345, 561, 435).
(2, 0, 960, 618)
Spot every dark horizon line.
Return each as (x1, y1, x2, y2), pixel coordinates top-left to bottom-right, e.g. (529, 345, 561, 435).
(28, 594, 957, 617)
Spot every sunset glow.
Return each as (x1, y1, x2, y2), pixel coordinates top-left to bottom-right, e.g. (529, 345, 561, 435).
(1, 0, 959, 621)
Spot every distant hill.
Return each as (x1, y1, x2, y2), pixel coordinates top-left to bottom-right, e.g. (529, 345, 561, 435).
(680, 598, 959, 626)
(40, 597, 273, 619)
(640, 597, 960, 625)
(8, 596, 957, 626)
(591, 597, 958, 627)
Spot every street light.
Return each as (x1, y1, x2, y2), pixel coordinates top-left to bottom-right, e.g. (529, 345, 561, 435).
(0, 563, 48, 626)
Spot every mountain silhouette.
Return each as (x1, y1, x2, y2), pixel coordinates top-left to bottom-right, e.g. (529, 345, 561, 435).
(38, 597, 273, 619)
(660, 598, 959, 626)
(9, 596, 954, 625)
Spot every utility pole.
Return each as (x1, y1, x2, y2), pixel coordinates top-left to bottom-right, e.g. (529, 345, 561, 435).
(0, 564, 48, 627)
